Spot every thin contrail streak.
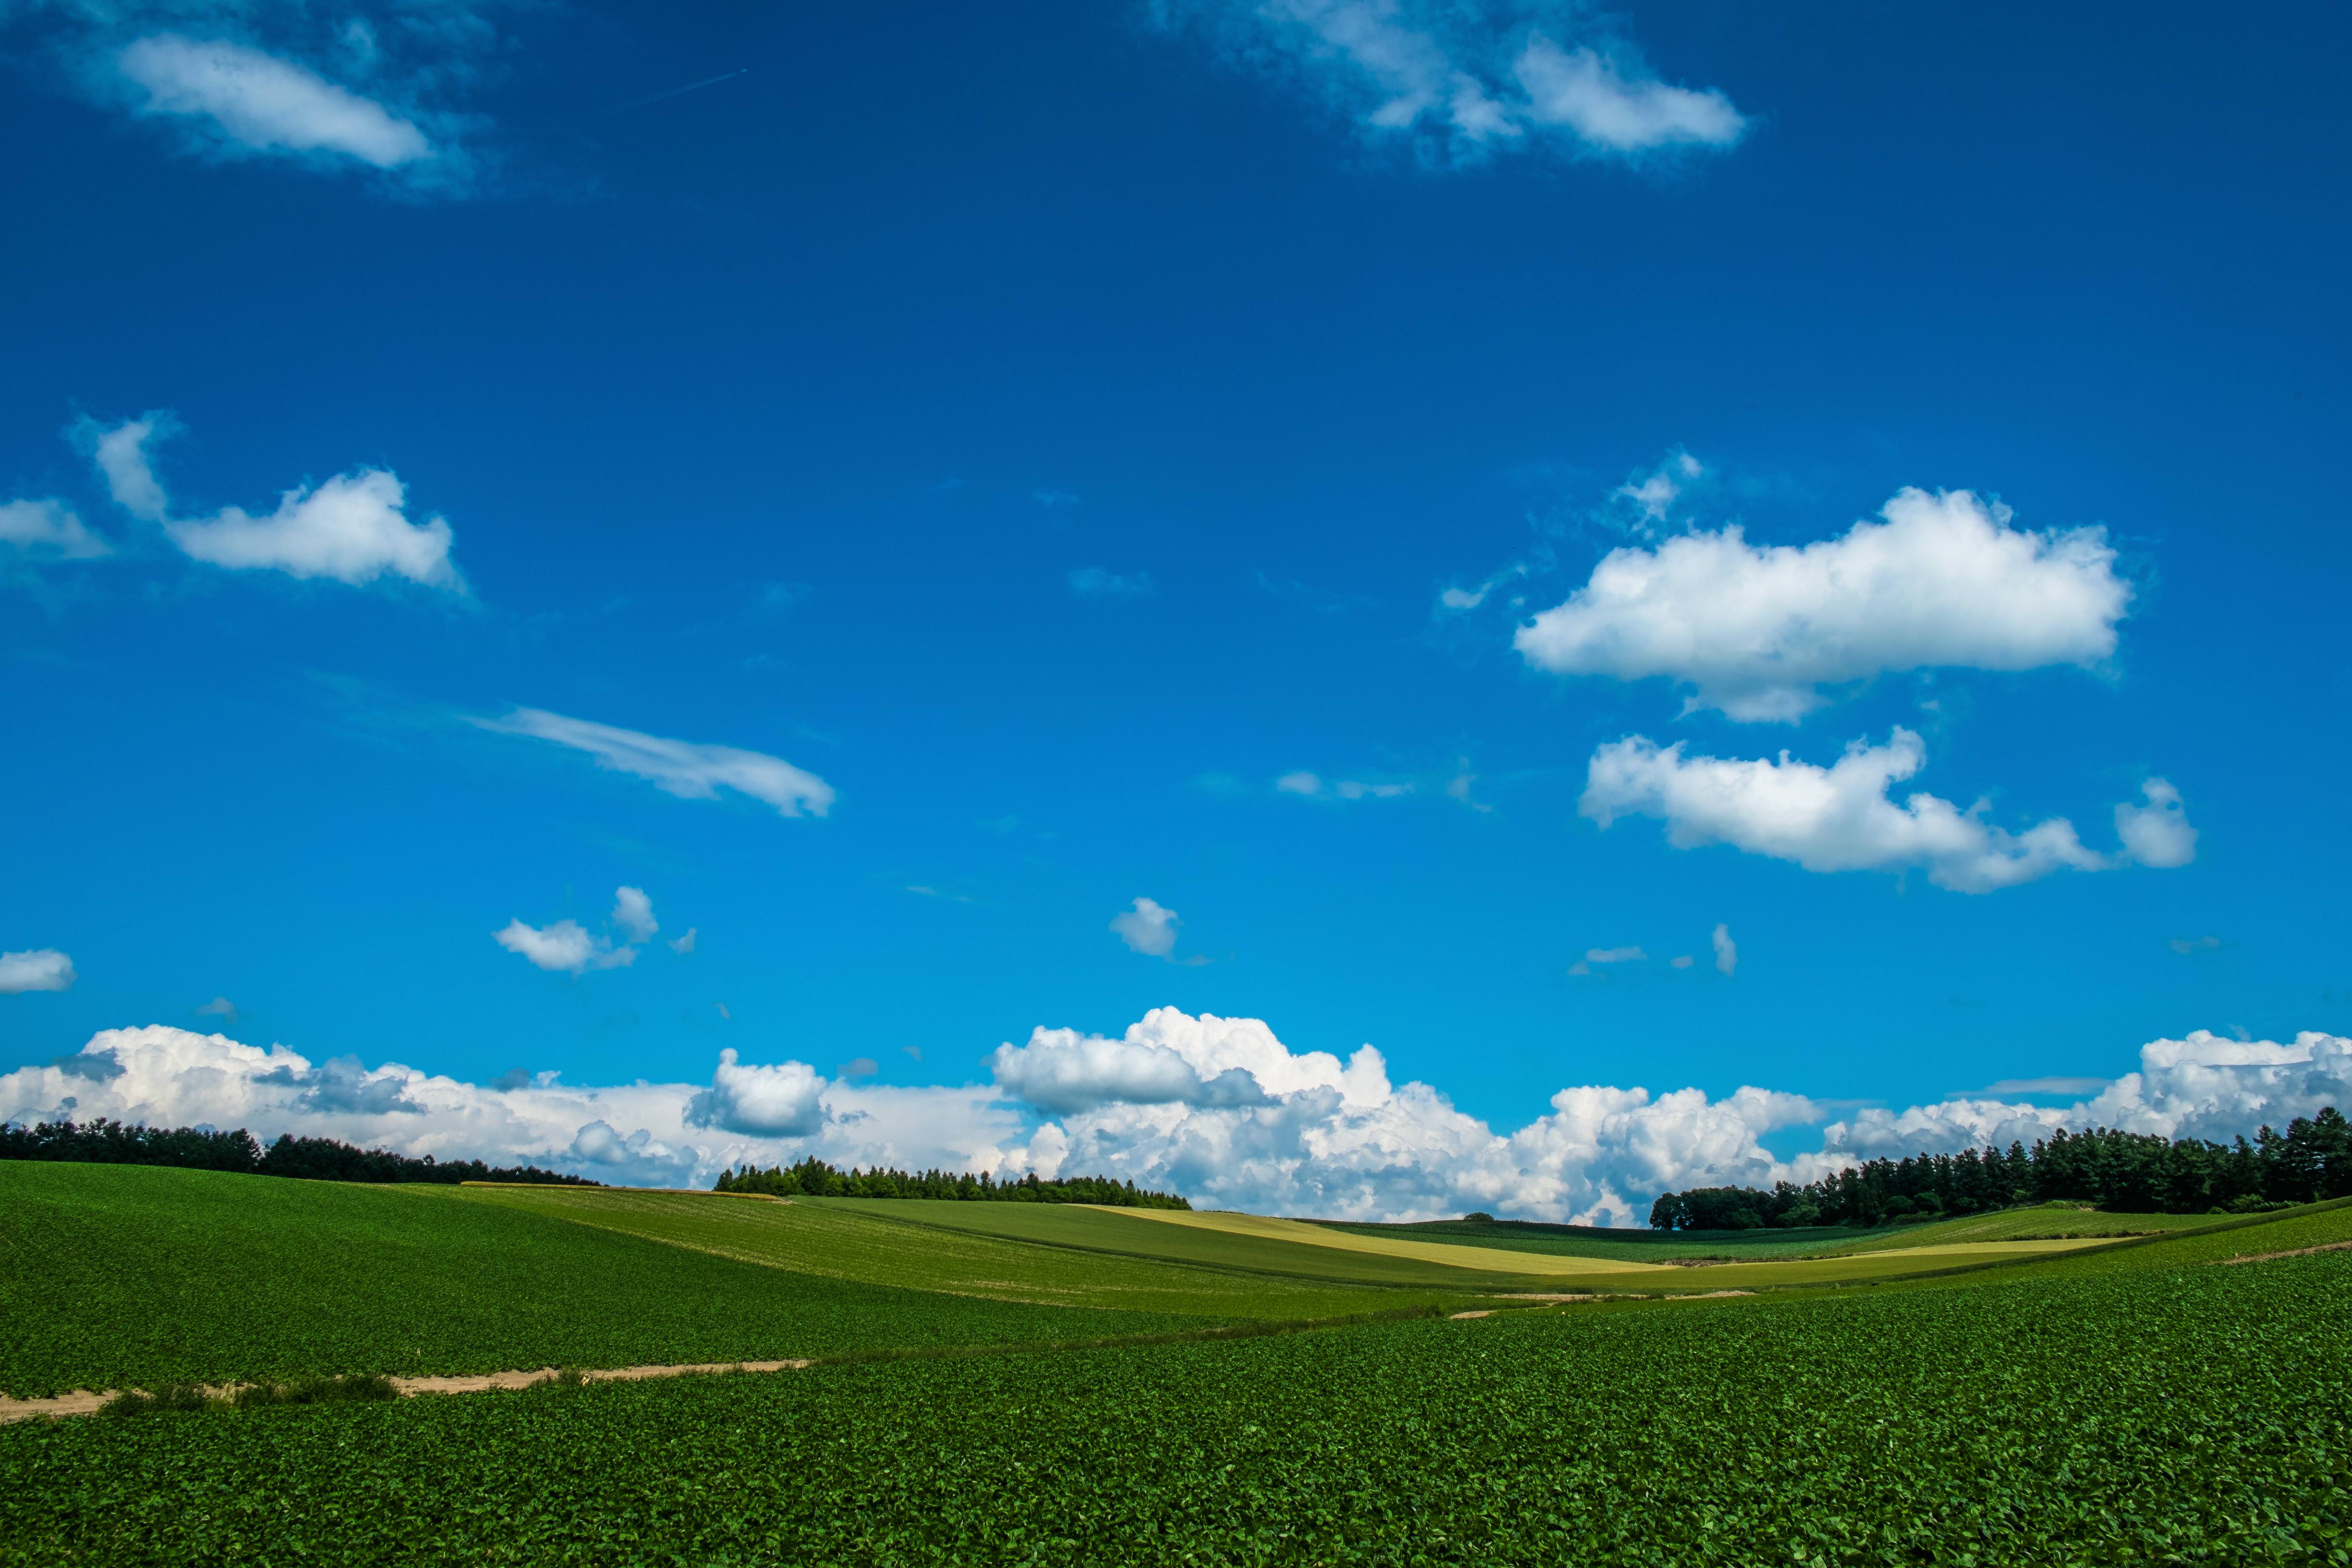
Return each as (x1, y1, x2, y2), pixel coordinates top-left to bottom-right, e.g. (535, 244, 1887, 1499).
(603, 69, 747, 117)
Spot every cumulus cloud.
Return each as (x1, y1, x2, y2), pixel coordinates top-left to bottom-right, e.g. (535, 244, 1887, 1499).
(1568, 945, 1643, 978)
(1110, 896, 1183, 959)
(6, 1016, 2346, 1223)
(0, 949, 76, 993)
(684, 1049, 827, 1138)
(668, 928, 698, 955)
(493, 919, 636, 975)
(117, 35, 434, 169)
(1712, 922, 1737, 977)
(1157, 1, 1745, 165)
(2116, 778, 2198, 868)
(989, 1023, 1278, 1114)
(611, 886, 658, 943)
(1799, 1031, 2352, 1176)
(196, 995, 238, 1025)
(87, 415, 463, 589)
(1517, 488, 2132, 721)
(1068, 567, 1152, 599)
(1581, 729, 2193, 893)
(989, 1008, 1812, 1224)
(0, 498, 111, 560)
(476, 708, 834, 819)
(0, 1026, 1021, 1191)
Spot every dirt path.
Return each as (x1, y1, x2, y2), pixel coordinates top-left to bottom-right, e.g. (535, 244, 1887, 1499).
(2215, 1238, 2352, 1266)
(0, 1358, 814, 1424)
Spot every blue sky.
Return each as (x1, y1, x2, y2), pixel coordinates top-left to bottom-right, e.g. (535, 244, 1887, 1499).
(2, 0, 2348, 1216)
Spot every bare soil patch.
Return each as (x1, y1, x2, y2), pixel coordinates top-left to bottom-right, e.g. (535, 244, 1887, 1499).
(0, 1358, 813, 1423)
(2215, 1238, 2352, 1266)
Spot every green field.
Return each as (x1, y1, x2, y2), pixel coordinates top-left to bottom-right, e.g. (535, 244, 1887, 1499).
(1319, 1200, 2233, 1262)
(0, 1165, 1270, 1398)
(2, 1189, 2347, 1565)
(782, 1193, 2140, 1293)
(458, 1184, 1486, 1315)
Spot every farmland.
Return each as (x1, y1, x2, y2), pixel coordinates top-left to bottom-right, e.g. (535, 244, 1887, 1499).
(2, 1197, 2347, 1564)
(0, 1164, 1266, 1397)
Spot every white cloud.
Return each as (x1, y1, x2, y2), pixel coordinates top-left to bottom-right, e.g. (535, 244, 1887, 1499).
(88, 416, 463, 589)
(1110, 896, 1182, 959)
(117, 35, 434, 170)
(1580, 728, 2192, 894)
(1068, 567, 1153, 599)
(6, 1017, 2346, 1224)
(1512, 41, 1745, 153)
(475, 708, 835, 819)
(1159, 1, 1746, 165)
(1585, 945, 1645, 965)
(1669, 955, 1694, 969)
(1517, 488, 2132, 721)
(0, 499, 111, 560)
(668, 928, 698, 955)
(1712, 922, 1737, 977)
(493, 919, 636, 976)
(0, 949, 76, 994)
(988, 1022, 1278, 1114)
(684, 1049, 827, 1138)
(1275, 771, 1412, 801)
(2116, 778, 2198, 868)
(195, 996, 238, 1025)
(0, 1027, 1025, 1190)
(1799, 1030, 2352, 1177)
(991, 1007, 1813, 1224)
(611, 886, 658, 943)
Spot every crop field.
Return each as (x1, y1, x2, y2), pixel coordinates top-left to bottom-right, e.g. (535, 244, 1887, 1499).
(1314, 1215, 1874, 1262)
(456, 1185, 1480, 1318)
(800, 1196, 2125, 1293)
(804, 1196, 1595, 1286)
(2, 1206, 2346, 1565)
(0, 1164, 1264, 1398)
(1319, 1201, 2225, 1263)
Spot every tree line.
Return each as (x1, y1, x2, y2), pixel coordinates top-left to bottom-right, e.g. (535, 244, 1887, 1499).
(0, 1117, 598, 1187)
(714, 1156, 1189, 1207)
(1648, 1107, 2352, 1230)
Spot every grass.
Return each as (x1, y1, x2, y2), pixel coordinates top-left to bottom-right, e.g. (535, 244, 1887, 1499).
(798, 1197, 2120, 1293)
(0, 1164, 1248, 1397)
(1318, 1201, 2233, 1263)
(3, 1212, 2342, 1565)
(808, 1196, 1645, 1286)
(456, 1185, 1491, 1314)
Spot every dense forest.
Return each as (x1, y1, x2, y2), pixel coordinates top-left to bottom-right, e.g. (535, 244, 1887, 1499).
(1649, 1108, 2352, 1229)
(714, 1156, 1190, 1208)
(0, 1118, 598, 1187)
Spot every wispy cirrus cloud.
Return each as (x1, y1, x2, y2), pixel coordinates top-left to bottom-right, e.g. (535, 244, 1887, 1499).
(0, 499, 112, 561)
(12, 0, 504, 193)
(1152, 0, 1747, 166)
(116, 34, 434, 169)
(473, 708, 835, 819)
